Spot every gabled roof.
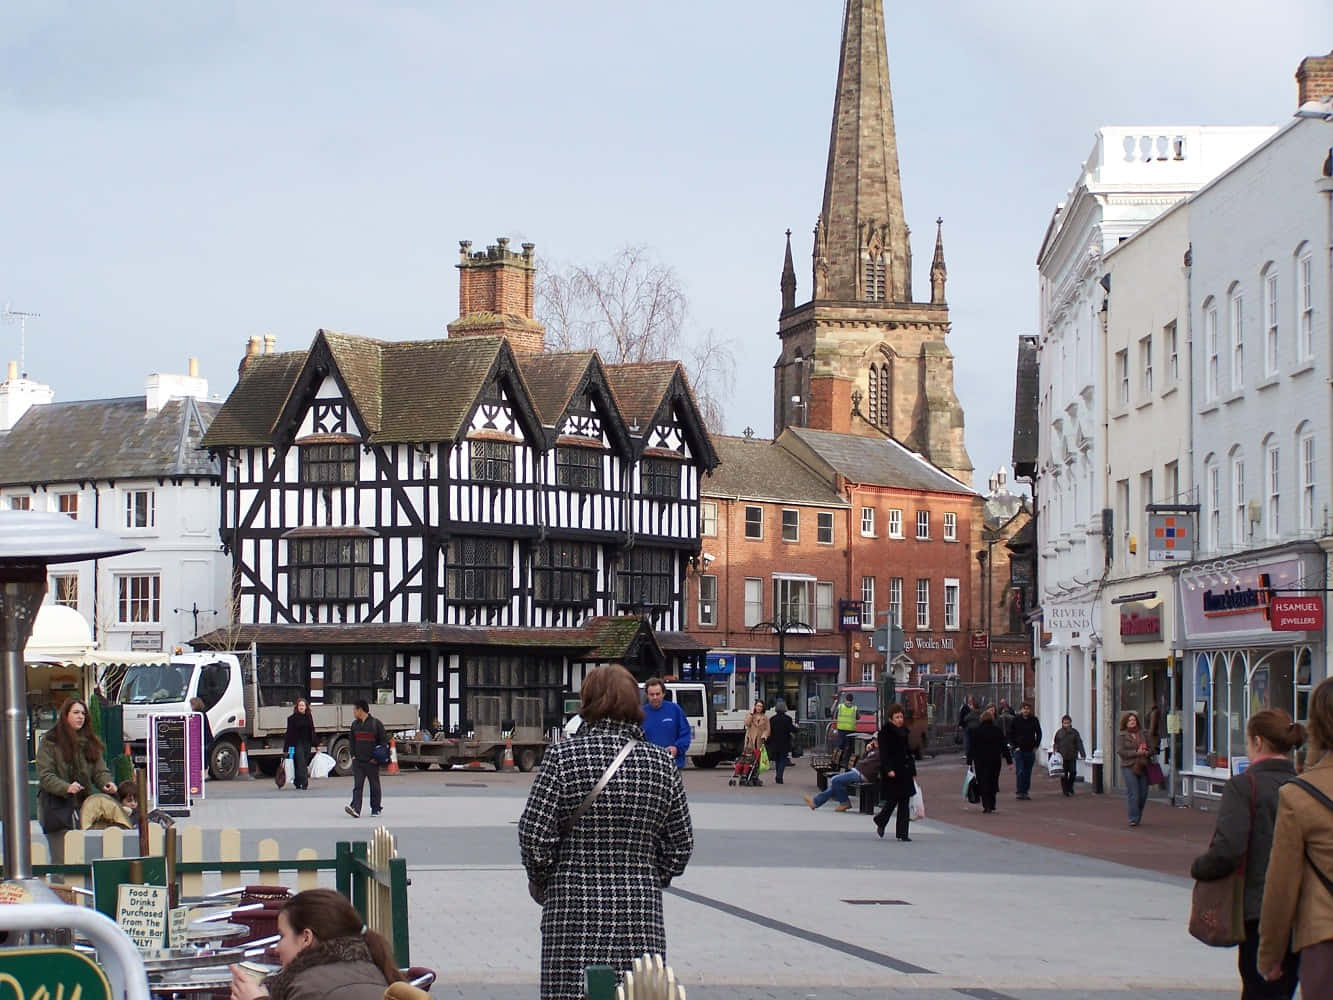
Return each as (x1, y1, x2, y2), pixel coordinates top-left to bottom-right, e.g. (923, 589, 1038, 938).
(0, 396, 220, 486)
(604, 361, 720, 471)
(780, 427, 975, 497)
(200, 353, 305, 447)
(518, 351, 633, 455)
(703, 435, 848, 507)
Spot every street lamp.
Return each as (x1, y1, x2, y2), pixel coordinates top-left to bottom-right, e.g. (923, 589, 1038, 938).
(0, 510, 141, 882)
(749, 615, 810, 710)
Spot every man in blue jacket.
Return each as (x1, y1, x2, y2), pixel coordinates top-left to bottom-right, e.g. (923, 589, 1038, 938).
(642, 677, 691, 769)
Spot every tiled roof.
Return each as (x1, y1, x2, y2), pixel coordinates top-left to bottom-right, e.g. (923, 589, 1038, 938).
(517, 352, 596, 425)
(702, 435, 848, 506)
(603, 361, 681, 430)
(1011, 336, 1040, 475)
(200, 353, 305, 447)
(0, 396, 220, 485)
(782, 427, 976, 497)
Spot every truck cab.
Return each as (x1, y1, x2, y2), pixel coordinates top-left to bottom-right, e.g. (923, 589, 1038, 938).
(823, 682, 929, 757)
(118, 653, 246, 779)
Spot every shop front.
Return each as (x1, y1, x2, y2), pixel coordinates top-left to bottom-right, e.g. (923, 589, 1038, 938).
(1104, 579, 1179, 799)
(707, 651, 842, 720)
(1035, 593, 1098, 784)
(1175, 546, 1326, 804)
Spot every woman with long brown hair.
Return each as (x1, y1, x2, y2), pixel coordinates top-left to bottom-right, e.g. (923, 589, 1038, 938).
(229, 888, 402, 1000)
(1192, 709, 1304, 998)
(35, 697, 116, 863)
(1118, 711, 1152, 826)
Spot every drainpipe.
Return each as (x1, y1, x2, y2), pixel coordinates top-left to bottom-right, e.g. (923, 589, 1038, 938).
(1178, 242, 1195, 808)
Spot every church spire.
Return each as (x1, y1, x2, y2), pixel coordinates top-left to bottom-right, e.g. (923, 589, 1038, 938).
(820, 0, 910, 303)
(929, 217, 947, 305)
(780, 229, 797, 312)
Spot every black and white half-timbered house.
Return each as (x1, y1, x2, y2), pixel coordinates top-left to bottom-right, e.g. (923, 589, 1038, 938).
(198, 322, 718, 734)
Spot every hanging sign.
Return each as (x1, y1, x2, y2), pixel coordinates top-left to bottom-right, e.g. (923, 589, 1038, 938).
(1269, 595, 1324, 632)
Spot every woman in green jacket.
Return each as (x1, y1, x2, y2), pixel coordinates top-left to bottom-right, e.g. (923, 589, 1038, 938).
(35, 697, 117, 863)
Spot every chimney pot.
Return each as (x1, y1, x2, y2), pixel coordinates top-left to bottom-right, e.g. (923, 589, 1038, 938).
(188, 356, 199, 378)
(6, 361, 15, 382)
(247, 336, 262, 357)
(263, 334, 277, 355)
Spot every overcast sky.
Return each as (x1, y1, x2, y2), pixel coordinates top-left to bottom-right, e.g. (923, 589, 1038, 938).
(2, 2, 1329, 484)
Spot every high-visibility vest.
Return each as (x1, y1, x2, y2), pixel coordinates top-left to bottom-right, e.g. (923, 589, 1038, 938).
(835, 701, 858, 732)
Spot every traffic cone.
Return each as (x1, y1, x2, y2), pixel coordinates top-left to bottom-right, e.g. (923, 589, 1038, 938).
(501, 733, 516, 771)
(386, 737, 400, 775)
(238, 740, 251, 778)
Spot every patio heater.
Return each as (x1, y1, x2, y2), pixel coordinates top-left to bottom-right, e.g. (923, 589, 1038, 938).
(0, 510, 140, 885)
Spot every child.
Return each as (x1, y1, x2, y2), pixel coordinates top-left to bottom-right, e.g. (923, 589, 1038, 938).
(117, 780, 139, 826)
(1051, 716, 1087, 797)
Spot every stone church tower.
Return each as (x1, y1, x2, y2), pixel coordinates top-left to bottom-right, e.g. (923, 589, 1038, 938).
(774, 0, 972, 485)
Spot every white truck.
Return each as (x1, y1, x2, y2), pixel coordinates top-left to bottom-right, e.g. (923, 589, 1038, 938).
(117, 649, 420, 780)
(619, 681, 749, 768)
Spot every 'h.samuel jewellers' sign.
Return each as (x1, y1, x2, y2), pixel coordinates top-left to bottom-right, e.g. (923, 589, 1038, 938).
(1179, 557, 1313, 640)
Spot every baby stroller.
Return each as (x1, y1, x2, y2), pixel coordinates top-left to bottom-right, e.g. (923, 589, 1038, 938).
(728, 747, 763, 787)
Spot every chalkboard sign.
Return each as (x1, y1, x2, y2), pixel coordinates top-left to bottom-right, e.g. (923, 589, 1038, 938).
(151, 714, 189, 810)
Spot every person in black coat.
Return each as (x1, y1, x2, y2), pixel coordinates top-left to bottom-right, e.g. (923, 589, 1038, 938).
(283, 697, 319, 791)
(874, 703, 917, 841)
(766, 702, 798, 784)
(968, 708, 1012, 814)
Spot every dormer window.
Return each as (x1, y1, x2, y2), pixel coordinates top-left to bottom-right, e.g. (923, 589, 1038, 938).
(300, 443, 358, 485)
(641, 457, 681, 499)
(556, 445, 603, 491)
(470, 439, 515, 484)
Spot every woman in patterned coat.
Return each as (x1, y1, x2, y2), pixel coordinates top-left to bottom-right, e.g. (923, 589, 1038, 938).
(519, 665, 694, 1000)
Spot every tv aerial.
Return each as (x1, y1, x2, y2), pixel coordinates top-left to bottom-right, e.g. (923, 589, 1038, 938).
(2, 305, 40, 377)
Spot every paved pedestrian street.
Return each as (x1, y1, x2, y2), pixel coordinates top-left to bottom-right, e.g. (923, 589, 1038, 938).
(172, 755, 1245, 998)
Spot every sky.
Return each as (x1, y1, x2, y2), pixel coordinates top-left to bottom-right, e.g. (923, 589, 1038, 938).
(2, 2, 1330, 486)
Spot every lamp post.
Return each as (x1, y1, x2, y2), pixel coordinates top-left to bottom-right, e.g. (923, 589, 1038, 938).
(750, 615, 810, 709)
(0, 511, 140, 882)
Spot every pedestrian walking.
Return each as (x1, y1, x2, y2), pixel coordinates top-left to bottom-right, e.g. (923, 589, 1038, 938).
(283, 697, 318, 790)
(1010, 701, 1042, 800)
(1260, 678, 1333, 993)
(960, 696, 981, 760)
(228, 888, 402, 1000)
(1118, 711, 1152, 826)
(968, 708, 1011, 814)
(640, 677, 690, 770)
(996, 699, 1016, 747)
(1051, 715, 1087, 796)
(766, 702, 798, 784)
(805, 738, 879, 812)
(36, 697, 118, 864)
(1192, 709, 1304, 999)
(345, 700, 386, 819)
(874, 704, 916, 841)
(518, 664, 693, 1000)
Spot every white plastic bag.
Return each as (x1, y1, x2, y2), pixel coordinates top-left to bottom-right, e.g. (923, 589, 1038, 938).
(909, 781, 926, 820)
(309, 752, 336, 779)
(1047, 750, 1064, 776)
(282, 758, 295, 786)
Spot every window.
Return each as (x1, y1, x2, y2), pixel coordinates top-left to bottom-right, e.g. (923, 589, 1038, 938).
(469, 439, 514, 484)
(1116, 479, 1130, 556)
(616, 547, 673, 609)
(744, 506, 763, 539)
(1299, 253, 1313, 361)
(51, 573, 78, 610)
(815, 582, 834, 631)
(446, 536, 511, 605)
(781, 509, 799, 543)
(1115, 349, 1129, 406)
(816, 511, 834, 544)
(57, 492, 78, 519)
(860, 577, 875, 627)
(1301, 434, 1316, 532)
(943, 511, 957, 541)
(326, 652, 389, 706)
(117, 574, 161, 623)
(864, 255, 886, 301)
(1165, 460, 1180, 502)
(258, 653, 308, 709)
(743, 578, 763, 627)
(1139, 470, 1154, 547)
(1230, 293, 1244, 390)
(299, 443, 357, 485)
(697, 574, 717, 626)
(1205, 304, 1219, 400)
(1206, 465, 1220, 551)
(915, 579, 930, 629)
(700, 500, 717, 537)
(915, 510, 930, 540)
(887, 508, 902, 538)
(944, 578, 960, 630)
(291, 535, 373, 603)
(1166, 321, 1179, 382)
(8, 495, 29, 510)
(1232, 458, 1246, 546)
(641, 457, 681, 499)
(772, 577, 813, 628)
(1266, 444, 1280, 539)
(556, 445, 603, 491)
(889, 578, 903, 627)
(533, 540, 596, 607)
(1264, 271, 1279, 376)
(1140, 335, 1154, 396)
(196, 660, 231, 710)
(125, 490, 155, 529)
(860, 506, 875, 537)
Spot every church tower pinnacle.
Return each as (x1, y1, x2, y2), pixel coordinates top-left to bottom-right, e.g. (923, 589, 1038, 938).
(773, 0, 973, 485)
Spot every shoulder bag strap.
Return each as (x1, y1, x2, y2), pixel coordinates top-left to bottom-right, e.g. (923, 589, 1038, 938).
(560, 739, 639, 837)
(1286, 777, 1333, 895)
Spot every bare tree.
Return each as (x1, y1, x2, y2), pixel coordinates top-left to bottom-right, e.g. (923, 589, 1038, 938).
(536, 246, 735, 430)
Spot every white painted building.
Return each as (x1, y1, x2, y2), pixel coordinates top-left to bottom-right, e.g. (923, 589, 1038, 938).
(1033, 125, 1274, 777)
(0, 359, 229, 654)
(1177, 111, 1333, 802)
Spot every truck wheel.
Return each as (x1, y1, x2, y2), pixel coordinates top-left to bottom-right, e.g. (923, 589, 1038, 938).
(494, 748, 508, 772)
(690, 754, 718, 769)
(209, 738, 240, 781)
(330, 738, 354, 777)
(516, 748, 538, 772)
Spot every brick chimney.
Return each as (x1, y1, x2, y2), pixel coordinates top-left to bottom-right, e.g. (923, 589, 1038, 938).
(1297, 50, 1333, 105)
(447, 236, 547, 354)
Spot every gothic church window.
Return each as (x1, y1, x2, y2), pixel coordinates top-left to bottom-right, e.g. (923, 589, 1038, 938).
(864, 255, 887, 302)
(867, 364, 891, 427)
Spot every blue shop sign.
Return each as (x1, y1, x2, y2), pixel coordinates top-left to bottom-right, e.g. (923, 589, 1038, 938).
(705, 654, 734, 675)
